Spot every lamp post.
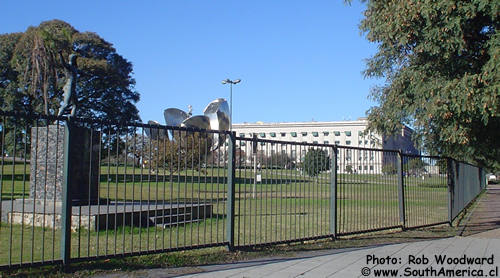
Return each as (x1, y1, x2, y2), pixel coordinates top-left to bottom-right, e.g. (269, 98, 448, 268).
(221, 78, 241, 131)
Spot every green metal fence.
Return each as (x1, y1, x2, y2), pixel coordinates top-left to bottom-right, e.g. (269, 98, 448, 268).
(449, 160, 487, 220)
(0, 111, 486, 269)
(402, 155, 449, 229)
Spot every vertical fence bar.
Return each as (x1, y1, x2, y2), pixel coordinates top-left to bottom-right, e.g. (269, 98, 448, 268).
(226, 131, 236, 250)
(397, 151, 405, 229)
(330, 147, 338, 238)
(61, 119, 74, 266)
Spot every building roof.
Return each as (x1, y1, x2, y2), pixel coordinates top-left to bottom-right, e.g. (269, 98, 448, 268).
(233, 119, 369, 129)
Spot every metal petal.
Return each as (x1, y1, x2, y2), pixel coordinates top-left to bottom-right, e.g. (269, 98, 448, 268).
(203, 98, 230, 150)
(164, 108, 188, 127)
(181, 115, 211, 130)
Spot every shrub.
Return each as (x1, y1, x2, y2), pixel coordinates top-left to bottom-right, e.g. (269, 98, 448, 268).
(303, 149, 330, 177)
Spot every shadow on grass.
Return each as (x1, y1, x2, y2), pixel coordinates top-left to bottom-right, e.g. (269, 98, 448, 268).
(100, 174, 311, 185)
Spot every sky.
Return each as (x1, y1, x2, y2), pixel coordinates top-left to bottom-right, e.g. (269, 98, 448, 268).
(0, 1, 383, 124)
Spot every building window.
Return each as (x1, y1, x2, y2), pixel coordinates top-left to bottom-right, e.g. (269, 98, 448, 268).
(358, 131, 364, 136)
(259, 133, 266, 138)
(281, 132, 286, 137)
(270, 132, 276, 137)
(323, 131, 329, 136)
(345, 131, 352, 136)
(260, 142, 265, 146)
(364, 166, 368, 170)
(239, 133, 245, 137)
(312, 132, 319, 137)
(358, 140, 362, 145)
(358, 165, 362, 171)
(291, 132, 297, 137)
(324, 140, 329, 144)
(334, 140, 340, 145)
(240, 142, 246, 146)
(313, 141, 318, 144)
(302, 132, 308, 136)
(249, 133, 254, 137)
(346, 140, 351, 145)
(370, 166, 374, 171)
(334, 131, 340, 136)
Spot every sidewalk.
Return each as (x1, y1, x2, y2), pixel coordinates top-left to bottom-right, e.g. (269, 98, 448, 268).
(93, 184, 500, 278)
(460, 183, 500, 238)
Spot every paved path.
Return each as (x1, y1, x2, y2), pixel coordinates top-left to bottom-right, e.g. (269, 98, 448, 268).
(460, 183, 500, 237)
(96, 237, 500, 278)
(95, 184, 500, 278)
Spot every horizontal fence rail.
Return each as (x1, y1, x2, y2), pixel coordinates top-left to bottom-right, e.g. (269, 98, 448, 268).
(0, 111, 486, 269)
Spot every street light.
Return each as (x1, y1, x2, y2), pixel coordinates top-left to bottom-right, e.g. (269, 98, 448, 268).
(221, 78, 241, 131)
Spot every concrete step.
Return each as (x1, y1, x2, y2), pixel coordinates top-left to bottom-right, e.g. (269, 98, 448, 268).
(155, 218, 202, 229)
(149, 213, 192, 225)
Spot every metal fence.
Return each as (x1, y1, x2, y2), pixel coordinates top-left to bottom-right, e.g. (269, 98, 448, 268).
(336, 147, 401, 235)
(402, 155, 449, 229)
(449, 160, 487, 220)
(0, 111, 486, 269)
(233, 137, 332, 247)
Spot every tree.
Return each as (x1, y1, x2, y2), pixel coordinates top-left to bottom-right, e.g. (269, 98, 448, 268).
(407, 158, 426, 175)
(382, 164, 397, 175)
(345, 164, 354, 174)
(146, 132, 212, 173)
(0, 19, 140, 123)
(358, 1, 499, 170)
(303, 148, 330, 177)
(436, 159, 448, 175)
(255, 151, 293, 169)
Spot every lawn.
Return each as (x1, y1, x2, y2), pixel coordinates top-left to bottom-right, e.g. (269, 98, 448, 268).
(0, 163, 448, 266)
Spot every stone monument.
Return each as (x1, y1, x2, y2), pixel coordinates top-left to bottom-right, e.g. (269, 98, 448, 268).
(30, 125, 100, 205)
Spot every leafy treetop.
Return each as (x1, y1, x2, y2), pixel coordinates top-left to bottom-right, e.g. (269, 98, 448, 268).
(0, 19, 140, 123)
(355, 0, 499, 170)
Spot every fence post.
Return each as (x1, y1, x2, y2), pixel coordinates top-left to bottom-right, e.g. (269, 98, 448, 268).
(397, 151, 406, 229)
(479, 167, 485, 190)
(330, 147, 338, 238)
(226, 131, 236, 251)
(252, 134, 258, 199)
(447, 158, 455, 226)
(61, 119, 74, 267)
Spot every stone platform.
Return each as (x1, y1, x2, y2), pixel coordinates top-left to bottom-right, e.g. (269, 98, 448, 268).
(1, 200, 212, 231)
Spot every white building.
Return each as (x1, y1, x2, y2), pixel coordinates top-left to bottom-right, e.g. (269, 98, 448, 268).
(231, 118, 419, 174)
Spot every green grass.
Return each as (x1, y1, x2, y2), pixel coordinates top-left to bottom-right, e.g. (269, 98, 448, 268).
(0, 164, 449, 266)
